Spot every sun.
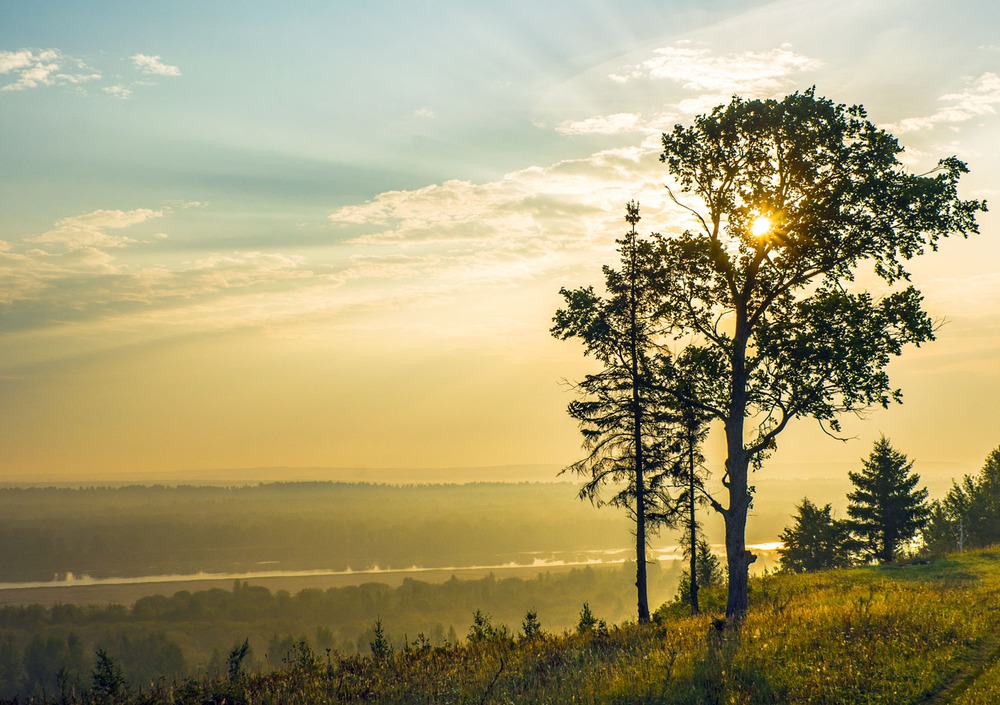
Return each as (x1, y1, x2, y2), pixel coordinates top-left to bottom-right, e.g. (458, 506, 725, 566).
(750, 214, 772, 237)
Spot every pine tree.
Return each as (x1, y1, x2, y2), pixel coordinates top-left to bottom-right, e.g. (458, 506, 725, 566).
(675, 529, 724, 607)
(552, 202, 682, 623)
(778, 498, 854, 572)
(847, 437, 930, 563)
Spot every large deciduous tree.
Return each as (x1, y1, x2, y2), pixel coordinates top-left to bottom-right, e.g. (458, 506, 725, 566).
(847, 437, 930, 563)
(552, 202, 680, 623)
(656, 89, 984, 618)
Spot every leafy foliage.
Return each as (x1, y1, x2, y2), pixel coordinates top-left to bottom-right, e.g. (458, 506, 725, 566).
(519, 609, 544, 642)
(227, 638, 250, 681)
(467, 610, 511, 644)
(675, 535, 724, 604)
(91, 649, 126, 701)
(847, 437, 930, 563)
(654, 88, 983, 616)
(369, 617, 392, 659)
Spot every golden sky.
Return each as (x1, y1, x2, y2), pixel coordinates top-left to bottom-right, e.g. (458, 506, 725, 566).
(2, 0, 999, 483)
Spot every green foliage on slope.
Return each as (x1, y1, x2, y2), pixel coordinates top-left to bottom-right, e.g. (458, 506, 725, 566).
(7, 548, 1000, 704)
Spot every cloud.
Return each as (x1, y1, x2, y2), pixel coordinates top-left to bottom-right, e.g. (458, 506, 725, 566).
(557, 113, 643, 135)
(0, 48, 101, 92)
(27, 209, 165, 251)
(131, 54, 181, 76)
(414, 107, 435, 118)
(556, 111, 681, 137)
(549, 43, 822, 140)
(327, 144, 693, 277)
(609, 43, 822, 97)
(0, 206, 332, 332)
(884, 73, 1000, 133)
(104, 84, 132, 100)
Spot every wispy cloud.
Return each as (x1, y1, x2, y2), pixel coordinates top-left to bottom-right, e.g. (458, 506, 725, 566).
(554, 43, 821, 140)
(557, 113, 642, 135)
(104, 84, 132, 100)
(326, 143, 699, 305)
(0, 48, 101, 92)
(131, 53, 181, 77)
(1, 48, 181, 96)
(0, 206, 324, 329)
(608, 42, 822, 96)
(884, 73, 1000, 133)
(414, 107, 435, 118)
(556, 111, 679, 137)
(27, 209, 164, 251)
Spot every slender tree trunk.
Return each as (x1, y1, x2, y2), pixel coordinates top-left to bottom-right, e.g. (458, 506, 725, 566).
(634, 384, 649, 622)
(688, 432, 699, 614)
(635, 454, 649, 623)
(629, 230, 650, 624)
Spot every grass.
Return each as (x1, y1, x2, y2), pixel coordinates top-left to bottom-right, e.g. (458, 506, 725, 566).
(10, 547, 1000, 704)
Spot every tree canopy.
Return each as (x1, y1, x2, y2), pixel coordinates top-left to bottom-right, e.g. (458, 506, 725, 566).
(924, 446, 1000, 554)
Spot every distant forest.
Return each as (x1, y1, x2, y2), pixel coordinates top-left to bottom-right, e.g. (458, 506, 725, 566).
(0, 483, 633, 582)
(0, 564, 681, 699)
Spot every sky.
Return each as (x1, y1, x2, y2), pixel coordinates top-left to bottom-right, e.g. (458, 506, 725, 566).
(2, 0, 1000, 485)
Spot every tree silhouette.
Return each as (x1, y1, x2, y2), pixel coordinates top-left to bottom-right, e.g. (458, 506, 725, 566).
(670, 365, 712, 613)
(552, 202, 681, 623)
(675, 530, 724, 609)
(778, 498, 854, 572)
(847, 437, 930, 563)
(924, 445, 1000, 553)
(655, 89, 983, 617)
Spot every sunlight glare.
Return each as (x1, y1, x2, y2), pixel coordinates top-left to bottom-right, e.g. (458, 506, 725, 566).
(751, 214, 772, 237)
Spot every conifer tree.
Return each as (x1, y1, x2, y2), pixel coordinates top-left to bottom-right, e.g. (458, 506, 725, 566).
(847, 437, 930, 563)
(552, 201, 681, 623)
(778, 498, 854, 572)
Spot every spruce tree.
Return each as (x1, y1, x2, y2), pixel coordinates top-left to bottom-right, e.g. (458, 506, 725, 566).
(778, 498, 854, 572)
(847, 437, 930, 563)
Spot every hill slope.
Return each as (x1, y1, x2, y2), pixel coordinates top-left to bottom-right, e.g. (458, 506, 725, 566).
(14, 549, 1000, 704)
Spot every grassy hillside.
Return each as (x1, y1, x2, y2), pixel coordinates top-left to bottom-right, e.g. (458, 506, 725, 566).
(12, 547, 1000, 704)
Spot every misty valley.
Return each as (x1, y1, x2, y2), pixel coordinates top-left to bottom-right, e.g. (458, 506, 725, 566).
(0, 481, 689, 698)
(0, 482, 651, 584)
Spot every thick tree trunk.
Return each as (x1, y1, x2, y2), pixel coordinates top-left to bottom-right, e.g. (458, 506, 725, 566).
(724, 318, 755, 620)
(724, 452, 755, 619)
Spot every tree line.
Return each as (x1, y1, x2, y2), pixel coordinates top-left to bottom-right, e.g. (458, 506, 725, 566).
(779, 442, 1000, 572)
(553, 88, 984, 620)
(0, 564, 674, 701)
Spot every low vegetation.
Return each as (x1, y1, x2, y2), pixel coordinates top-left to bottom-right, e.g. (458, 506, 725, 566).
(6, 548, 1000, 704)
